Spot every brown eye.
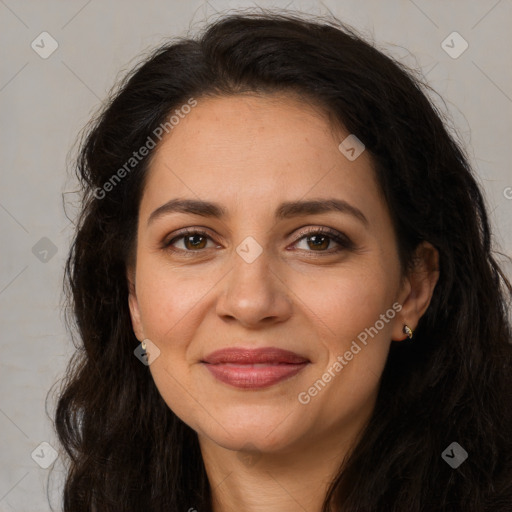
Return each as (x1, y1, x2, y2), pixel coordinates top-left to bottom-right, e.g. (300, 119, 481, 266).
(163, 229, 217, 252)
(292, 228, 354, 254)
(302, 233, 331, 251)
(181, 234, 208, 250)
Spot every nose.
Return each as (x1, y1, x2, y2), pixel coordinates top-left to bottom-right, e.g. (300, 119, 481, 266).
(215, 248, 293, 329)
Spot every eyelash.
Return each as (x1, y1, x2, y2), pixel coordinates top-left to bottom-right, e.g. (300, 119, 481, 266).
(161, 227, 354, 256)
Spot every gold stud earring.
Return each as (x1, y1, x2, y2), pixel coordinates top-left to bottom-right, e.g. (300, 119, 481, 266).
(403, 325, 414, 339)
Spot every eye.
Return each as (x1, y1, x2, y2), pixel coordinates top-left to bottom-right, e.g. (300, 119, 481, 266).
(162, 229, 219, 252)
(291, 227, 354, 254)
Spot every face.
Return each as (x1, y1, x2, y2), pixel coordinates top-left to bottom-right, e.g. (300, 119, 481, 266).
(127, 93, 419, 455)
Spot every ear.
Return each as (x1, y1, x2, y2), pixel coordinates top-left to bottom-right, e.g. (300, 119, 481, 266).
(127, 266, 145, 341)
(392, 241, 440, 341)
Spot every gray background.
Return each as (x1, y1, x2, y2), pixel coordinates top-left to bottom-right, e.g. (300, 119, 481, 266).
(1, 1, 511, 510)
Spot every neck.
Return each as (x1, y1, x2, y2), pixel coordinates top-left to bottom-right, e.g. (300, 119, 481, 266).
(199, 417, 368, 512)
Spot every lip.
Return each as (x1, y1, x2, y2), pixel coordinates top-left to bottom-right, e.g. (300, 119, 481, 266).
(201, 347, 310, 389)
(202, 347, 309, 365)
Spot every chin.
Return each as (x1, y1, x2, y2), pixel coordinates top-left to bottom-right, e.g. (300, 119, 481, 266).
(194, 407, 306, 454)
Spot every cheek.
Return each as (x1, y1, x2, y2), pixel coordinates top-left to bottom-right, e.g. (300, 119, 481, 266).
(296, 264, 399, 346)
(135, 258, 210, 347)
(295, 275, 395, 428)
(134, 260, 209, 430)
(296, 263, 398, 402)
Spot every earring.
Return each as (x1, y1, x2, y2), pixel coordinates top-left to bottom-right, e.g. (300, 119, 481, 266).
(403, 325, 414, 339)
(141, 339, 147, 351)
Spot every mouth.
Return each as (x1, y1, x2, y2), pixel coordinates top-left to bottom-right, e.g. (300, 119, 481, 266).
(201, 347, 310, 389)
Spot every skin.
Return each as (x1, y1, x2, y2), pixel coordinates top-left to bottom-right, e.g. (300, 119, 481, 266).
(127, 93, 439, 512)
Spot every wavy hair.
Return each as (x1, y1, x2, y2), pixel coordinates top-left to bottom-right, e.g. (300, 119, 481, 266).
(52, 11, 512, 511)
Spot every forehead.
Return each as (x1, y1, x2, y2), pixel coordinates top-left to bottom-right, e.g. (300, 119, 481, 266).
(140, 93, 383, 223)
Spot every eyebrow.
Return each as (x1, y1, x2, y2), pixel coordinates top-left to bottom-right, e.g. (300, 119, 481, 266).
(147, 198, 369, 227)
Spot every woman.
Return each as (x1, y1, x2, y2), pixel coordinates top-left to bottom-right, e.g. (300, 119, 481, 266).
(53, 11, 512, 512)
